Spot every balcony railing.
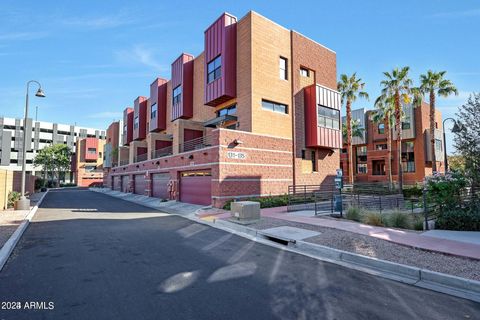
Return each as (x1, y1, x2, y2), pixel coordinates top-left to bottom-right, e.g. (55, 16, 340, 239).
(119, 159, 129, 166)
(179, 135, 215, 153)
(151, 145, 173, 159)
(134, 153, 148, 163)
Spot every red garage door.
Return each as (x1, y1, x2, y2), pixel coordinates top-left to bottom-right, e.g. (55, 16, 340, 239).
(121, 175, 129, 193)
(113, 176, 121, 191)
(180, 171, 212, 206)
(134, 174, 146, 195)
(152, 173, 169, 199)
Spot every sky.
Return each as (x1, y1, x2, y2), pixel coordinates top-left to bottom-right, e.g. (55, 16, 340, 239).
(0, 0, 478, 154)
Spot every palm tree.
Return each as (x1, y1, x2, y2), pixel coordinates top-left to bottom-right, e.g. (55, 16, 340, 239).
(420, 71, 458, 172)
(377, 67, 422, 190)
(338, 73, 369, 185)
(342, 119, 364, 142)
(371, 96, 396, 189)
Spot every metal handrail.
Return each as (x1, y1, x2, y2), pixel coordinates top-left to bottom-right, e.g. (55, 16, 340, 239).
(119, 159, 129, 166)
(151, 145, 173, 159)
(179, 135, 215, 153)
(134, 153, 148, 163)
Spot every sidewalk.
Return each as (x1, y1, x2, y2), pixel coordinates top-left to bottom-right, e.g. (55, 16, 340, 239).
(204, 205, 480, 260)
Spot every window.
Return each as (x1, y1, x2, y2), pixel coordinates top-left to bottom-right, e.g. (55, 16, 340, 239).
(301, 150, 306, 159)
(378, 123, 385, 134)
(279, 57, 288, 80)
(341, 148, 347, 154)
(317, 105, 340, 129)
(207, 55, 222, 83)
(311, 150, 317, 172)
(87, 148, 96, 154)
(300, 67, 310, 77)
(402, 115, 411, 130)
(435, 139, 443, 152)
(357, 163, 368, 174)
(356, 146, 367, 163)
(376, 144, 388, 150)
(217, 104, 237, 117)
(134, 116, 139, 129)
(262, 100, 288, 114)
(151, 103, 157, 119)
(173, 85, 182, 105)
(402, 141, 415, 173)
(372, 160, 386, 175)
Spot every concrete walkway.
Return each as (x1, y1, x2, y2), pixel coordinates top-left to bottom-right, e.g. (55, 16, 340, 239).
(203, 205, 480, 260)
(422, 230, 480, 246)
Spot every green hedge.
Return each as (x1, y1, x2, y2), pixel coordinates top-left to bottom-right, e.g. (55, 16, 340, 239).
(436, 207, 480, 231)
(223, 194, 288, 210)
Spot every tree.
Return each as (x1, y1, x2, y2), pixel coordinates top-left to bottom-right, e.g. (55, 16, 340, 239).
(420, 70, 458, 172)
(447, 155, 465, 173)
(371, 95, 396, 189)
(454, 93, 480, 188)
(377, 67, 422, 190)
(337, 73, 369, 184)
(342, 119, 364, 142)
(34, 144, 72, 187)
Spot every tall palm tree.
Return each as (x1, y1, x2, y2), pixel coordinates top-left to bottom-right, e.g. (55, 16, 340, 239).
(371, 96, 396, 189)
(342, 119, 364, 142)
(377, 67, 422, 190)
(338, 73, 369, 185)
(420, 71, 458, 172)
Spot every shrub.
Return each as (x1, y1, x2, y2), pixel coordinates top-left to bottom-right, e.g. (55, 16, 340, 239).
(346, 206, 362, 222)
(60, 183, 77, 188)
(35, 178, 45, 191)
(424, 172, 467, 209)
(8, 191, 21, 208)
(362, 211, 386, 227)
(436, 207, 480, 231)
(223, 194, 289, 210)
(388, 211, 411, 229)
(403, 184, 423, 198)
(412, 216, 424, 231)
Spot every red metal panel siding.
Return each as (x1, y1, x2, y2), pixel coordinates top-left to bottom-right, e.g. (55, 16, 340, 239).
(155, 140, 172, 150)
(204, 13, 237, 106)
(180, 171, 212, 205)
(123, 108, 134, 145)
(304, 85, 318, 148)
(151, 173, 169, 199)
(84, 138, 99, 161)
(184, 129, 203, 142)
(171, 53, 194, 121)
(149, 78, 168, 132)
(133, 96, 147, 140)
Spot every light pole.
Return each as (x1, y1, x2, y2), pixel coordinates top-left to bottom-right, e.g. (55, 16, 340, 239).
(15, 80, 45, 210)
(442, 117, 462, 173)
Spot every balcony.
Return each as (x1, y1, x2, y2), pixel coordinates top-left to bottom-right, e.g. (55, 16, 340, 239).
(179, 135, 215, 153)
(134, 153, 148, 163)
(119, 159, 129, 166)
(151, 145, 173, 159)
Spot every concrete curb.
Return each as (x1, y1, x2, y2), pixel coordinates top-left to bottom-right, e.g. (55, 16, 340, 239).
(90, 188, 480, 303)
(0, 190, 49, 272)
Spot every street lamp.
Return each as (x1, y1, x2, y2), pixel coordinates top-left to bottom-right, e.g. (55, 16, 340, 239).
(15, 80, 46, 210)
(442, 117, 462, 173)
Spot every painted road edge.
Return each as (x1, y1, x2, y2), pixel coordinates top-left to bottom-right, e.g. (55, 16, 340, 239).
(0, 190, 49, 272)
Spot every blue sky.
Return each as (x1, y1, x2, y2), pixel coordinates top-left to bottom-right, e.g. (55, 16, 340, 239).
(0, 0, 478, 154)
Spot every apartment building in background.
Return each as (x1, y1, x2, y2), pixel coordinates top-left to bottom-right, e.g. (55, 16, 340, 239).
(340, 102, 444, 184)
(72, 137, 105, 187)
(104, 11, 341, 207)
(0, 116, 105, 182)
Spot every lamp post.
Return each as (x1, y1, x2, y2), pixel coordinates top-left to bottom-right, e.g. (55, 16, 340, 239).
(442, 117, 462, 173)
(15, 80, 45, 210)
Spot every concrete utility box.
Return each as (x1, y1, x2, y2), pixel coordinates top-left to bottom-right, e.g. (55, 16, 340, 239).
(230, 201, 260, 223)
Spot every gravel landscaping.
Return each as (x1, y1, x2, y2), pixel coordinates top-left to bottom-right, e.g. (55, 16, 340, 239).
(248, 217, 480, 281)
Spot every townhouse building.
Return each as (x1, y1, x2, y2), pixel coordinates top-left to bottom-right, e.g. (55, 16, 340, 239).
(0, 116, 105, 182)
(72, 137, 105, 187)
(340, 102, 444, 184)
(104, 11, 341, 207)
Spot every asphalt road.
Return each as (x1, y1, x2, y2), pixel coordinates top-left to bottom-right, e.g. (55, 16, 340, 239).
(0, 189, 478, 320)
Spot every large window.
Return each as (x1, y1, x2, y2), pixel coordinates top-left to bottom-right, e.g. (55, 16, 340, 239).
(173, 86, 182, 105)
(357, 164, 368, 174)
(279, 57, 288, 80)
(134, 116, 139, 129)
(435, 139, 443, 152)
(378, 123, 385, 134)
(262, 100, 288, 114)
(207, 55, 222, 83)
(87, 148, 96, 154)
(217, 104, 237, 117)
(317, 105, 340, 129)
(151, 103, 157, 119)
(402, 141, 415, 172)
(402, 115, 411, 130)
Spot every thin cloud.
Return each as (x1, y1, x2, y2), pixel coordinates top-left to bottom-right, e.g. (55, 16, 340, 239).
(62, 12, 137, 30)
(0, 32, 48, 41)
(115, 45, 167, 72)
(431, 8, 480, 18)
(88, 111, 122, 119)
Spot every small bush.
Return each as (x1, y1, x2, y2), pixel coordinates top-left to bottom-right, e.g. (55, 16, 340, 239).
(60, 182, 77, 188)
(8, 191, 21, 208)
(436, 208, 480, 231)
(412, 216, 424, 231)
(223, 194, 289, 210)
(362, 211, 385, 227)
(346, 206, 362, 222)
(35, 178, 46, 190)
(403, 184, 423, 198)
(388, 211, 411, 229)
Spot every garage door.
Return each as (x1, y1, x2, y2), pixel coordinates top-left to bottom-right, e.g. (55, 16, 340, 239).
(113, 176, 121, 191)
(152, 173, 169, 199)
(121, 175, 130, 193)
(134, 174, 146, 195)
(180, 171, 212, 206)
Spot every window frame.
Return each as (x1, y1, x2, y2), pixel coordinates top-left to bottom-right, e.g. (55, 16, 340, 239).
(279, 57, 288, 80)
(207, 55, 222, 84)
(216, 104, 237, 117)
(172, 85, 182, 105)
(300, 67, 310, 77)
(378, 123, 385, 134)
(134, 115, 139, 129)
(261, 99, 288, 114)
(150, 103, 157, 119)
(317, 105, 340, 130)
